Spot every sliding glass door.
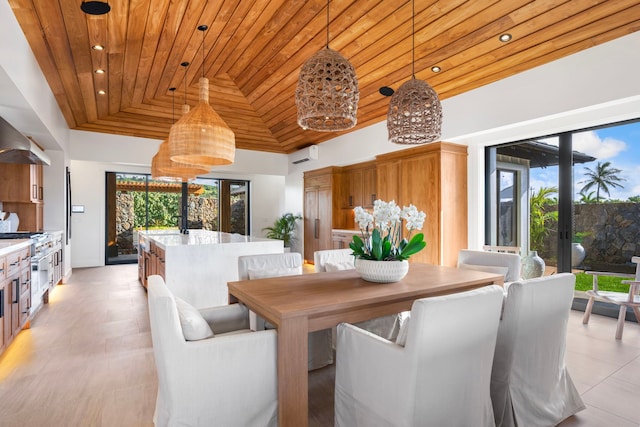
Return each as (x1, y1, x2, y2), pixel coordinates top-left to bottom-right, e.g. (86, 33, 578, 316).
(105, 173, 250, 265)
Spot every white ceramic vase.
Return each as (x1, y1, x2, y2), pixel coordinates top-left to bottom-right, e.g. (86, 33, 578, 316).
(571, 243, 585, 267)
(355, 259, 409, 283)
(522, 250, 545, 279)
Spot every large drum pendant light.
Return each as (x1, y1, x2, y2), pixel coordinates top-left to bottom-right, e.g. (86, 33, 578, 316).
(387, 0, 442, 144)
(295, 0, 359, 131)
(152, 87, 209, 181)
(168, 25, 235, 166)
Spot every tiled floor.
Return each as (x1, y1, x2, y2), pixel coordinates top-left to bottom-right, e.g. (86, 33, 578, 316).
(0, 264, 638, 426)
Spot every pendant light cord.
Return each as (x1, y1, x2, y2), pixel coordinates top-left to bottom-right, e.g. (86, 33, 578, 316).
(411, 0, 415, 79)
(326, 0, 330, 49)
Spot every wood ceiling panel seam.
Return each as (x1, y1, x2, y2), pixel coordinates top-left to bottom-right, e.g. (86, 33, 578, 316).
(7, 0, 79, 128)
(234, 0, 353, 93)
(142, 0, 204, 103)
(431, 0, 640, 97)
(212, 0, 286, 77)
(28, 0, 89, 125)
(130, 0, 172, 106)
(227, 0, 318, 88)
(119, 0, 153, 109)
(107, 0, 130, 116)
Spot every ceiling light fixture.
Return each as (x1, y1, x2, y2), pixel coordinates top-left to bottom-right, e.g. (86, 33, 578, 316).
(80, 1, 110, 15)
(387, 0, 442, 145)
(152, 88, 209, 182)
(168, 25, 235, 167)
(91, 44, 104, 51)
(431, 66, 441, 73)
(94, 69, 105, 74)
(499, 33, 512, 42)
(295, 0, 359, 131)
(97, 90, 106, 95)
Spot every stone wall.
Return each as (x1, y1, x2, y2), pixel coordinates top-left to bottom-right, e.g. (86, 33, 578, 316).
(539, 202, 639, 272)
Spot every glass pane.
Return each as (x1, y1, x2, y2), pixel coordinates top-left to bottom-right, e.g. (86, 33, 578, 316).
(497, 170, 516, 246)
(229, 181, 248, 234)
(189, 178, 220, 231)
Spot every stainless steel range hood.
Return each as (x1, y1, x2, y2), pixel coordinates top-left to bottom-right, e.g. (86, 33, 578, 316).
(0, 116, 50, 165)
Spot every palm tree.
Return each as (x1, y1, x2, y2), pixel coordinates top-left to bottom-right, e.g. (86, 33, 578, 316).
(579, 161, 625, 202)
(577, 190, 597, 204)
(530, 186, 558, 251)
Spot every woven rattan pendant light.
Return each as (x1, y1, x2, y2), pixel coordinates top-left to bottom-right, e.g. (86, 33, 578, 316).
(168, 25, 235, 166)
(295, 0, 359, 131)
(152, 86, 209, 181)
(387, 0, 442, 144)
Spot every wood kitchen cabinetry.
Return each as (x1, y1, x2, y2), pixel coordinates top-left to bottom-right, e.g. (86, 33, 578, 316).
(340, 161, 377, 209)
(0, 163, 44, 231)
(375, 142, 468, 267)
(303, 167, 341, 264)
(1, 244, 31, 355)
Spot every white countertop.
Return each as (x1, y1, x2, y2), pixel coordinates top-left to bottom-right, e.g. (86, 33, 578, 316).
(141, 229, 279, 249)
(0, 239, 31, 256)
(332, 229, 360, 234)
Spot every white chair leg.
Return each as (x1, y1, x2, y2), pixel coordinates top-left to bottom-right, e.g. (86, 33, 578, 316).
(615, 305, 626, 340)
(582, 297, 595, 324)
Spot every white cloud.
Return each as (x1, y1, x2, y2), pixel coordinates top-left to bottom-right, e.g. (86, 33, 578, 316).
(572, 131, 627, 159)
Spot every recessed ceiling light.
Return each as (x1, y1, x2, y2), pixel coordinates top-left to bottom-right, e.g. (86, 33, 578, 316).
(499, 33, 512, 43)
(81, 1, 111, 15)
(379, 86, 394, 96)
(431, 66, 441, 73)
(97, 90, 106, 95)
(94, 69, 105, 74)
(92, 44, 104, 51)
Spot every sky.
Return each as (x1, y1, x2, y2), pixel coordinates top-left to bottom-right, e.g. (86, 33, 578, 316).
(529, 121, 640, 201)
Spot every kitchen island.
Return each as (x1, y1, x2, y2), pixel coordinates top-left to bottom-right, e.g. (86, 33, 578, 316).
(139, 230, 283, 308)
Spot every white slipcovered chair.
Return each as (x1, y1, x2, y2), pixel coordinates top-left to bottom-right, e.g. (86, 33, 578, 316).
(238, 252, 333, 370)
(314, 248, 403, 341)
(458, 249, 522, 284)
(491, 273, 585, 427)
(334, 285, 504, 427)
(147, 275, 277, 427)
(582, 256, 640, 339)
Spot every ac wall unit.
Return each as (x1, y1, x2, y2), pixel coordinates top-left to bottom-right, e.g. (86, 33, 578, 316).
(291, 145, 319, 164)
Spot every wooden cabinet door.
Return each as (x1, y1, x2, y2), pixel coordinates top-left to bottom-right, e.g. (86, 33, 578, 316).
(304, 189, 319, 263)
(0, 164, 31, 202)
(362, 167, 377, 207)
(0, 281, 6, 351)
(317, 188, 332, 251)
(376, 160, 400, 203)
(344, 170, 363, 208)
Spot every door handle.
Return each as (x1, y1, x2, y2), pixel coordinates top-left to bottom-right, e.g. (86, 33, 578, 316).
(0, 289, 4, 318)
(13, 278, 19, 304)
(314, 219, 319, 239)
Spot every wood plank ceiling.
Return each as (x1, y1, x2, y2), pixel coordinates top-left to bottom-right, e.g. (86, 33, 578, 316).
(7, 0, 640, 154)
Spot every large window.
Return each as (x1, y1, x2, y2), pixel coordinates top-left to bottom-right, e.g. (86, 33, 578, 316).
(105, 173, 250, 264)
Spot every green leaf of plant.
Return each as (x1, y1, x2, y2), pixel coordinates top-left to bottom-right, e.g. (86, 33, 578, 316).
(398, 233, 426, 258)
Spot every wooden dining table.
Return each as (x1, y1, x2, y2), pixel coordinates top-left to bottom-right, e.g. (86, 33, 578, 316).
(227, 262, 504, 427)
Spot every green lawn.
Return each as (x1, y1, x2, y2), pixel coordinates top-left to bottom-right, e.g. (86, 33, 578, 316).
(574, 272, 631, 293)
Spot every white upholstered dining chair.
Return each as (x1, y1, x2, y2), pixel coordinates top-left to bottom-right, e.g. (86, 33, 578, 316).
(458, 249, 522, 284)
(582, 256, 640, 339)
(147, 275, 278, 427)
(334, 285, 504, 427)
(238, 252, 334, 370)
(314, 248, 403, 341)
(491, 273, 585, 427)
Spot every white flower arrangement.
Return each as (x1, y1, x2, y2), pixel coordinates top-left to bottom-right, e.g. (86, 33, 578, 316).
(350, 200, 426, 261)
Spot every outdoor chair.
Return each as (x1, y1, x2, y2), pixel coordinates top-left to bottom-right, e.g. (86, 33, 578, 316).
(582, 256, 640, 339)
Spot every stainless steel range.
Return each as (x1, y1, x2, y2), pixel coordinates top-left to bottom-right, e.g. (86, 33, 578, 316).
(0, 232, 60, 315)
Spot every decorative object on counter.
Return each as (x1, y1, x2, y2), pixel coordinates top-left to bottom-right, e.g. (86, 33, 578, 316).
(295, 0, 359, 132)
(522, 250, 545, 279)
(387, 0, 442, 145)
(262, 213, 302, 249)
(168, 25, 235, 167)
(350, 200, 426, 283)
(571, 231, 590, 267)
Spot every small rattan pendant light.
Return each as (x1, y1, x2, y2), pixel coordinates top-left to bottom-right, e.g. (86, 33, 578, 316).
(387, 0, 442, 144)
(295, 0, 359, 131)
(168, 25, 235, 166)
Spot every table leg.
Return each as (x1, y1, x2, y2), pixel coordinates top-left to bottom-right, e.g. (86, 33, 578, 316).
(278, 317, 309, 427)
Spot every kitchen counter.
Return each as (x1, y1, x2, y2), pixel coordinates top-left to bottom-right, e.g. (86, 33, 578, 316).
(0, 239, 31, 256)
(139, 230, 283, 308)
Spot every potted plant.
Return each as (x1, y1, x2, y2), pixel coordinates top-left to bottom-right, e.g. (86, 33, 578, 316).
(263, 213, 302, 250)
(349, 200, 426, 283)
